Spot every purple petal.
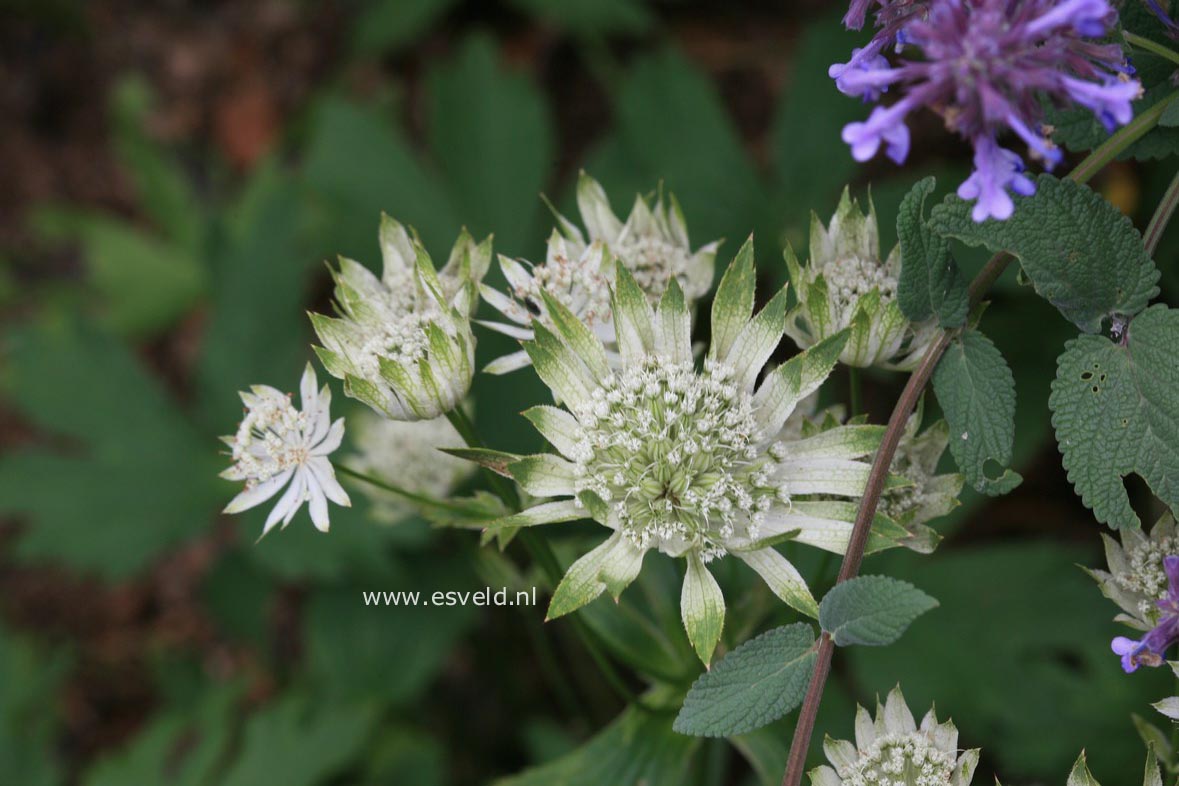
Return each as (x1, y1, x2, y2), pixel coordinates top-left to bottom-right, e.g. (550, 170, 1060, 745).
(1165, 555, 1179, 592)
(842, 101, 914, 163)
(1062, 76, 1143, 131)
(1111, 636, 1141, 673)
(1025, 0, 1114, 38)
(958, 138, 1034, 222)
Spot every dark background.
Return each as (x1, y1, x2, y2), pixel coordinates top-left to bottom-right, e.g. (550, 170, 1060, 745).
(0, 0, 1176, 783)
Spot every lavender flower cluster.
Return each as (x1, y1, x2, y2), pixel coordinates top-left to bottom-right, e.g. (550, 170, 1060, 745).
(834, 0, 1144, 221)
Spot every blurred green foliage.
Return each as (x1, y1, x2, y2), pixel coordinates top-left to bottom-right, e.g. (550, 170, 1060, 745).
(0, 1, 1170, 784)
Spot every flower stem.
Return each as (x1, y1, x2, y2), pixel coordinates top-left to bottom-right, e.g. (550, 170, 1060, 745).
(333, 463, 491, 517)
(848, 366, 862, 418)
(1145, 166, 1179, 257)
(1125, 31, 1179, 69)
(444, 406, 649, 710)
(779, 92, 1175, 786)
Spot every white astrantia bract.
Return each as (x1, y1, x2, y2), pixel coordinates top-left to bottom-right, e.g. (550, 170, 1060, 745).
(221, 364, 351, 535)
(786, 188, 939, 370)
(348, 411, 474, 523)
(310, 214, 490, 420)
(495, 239, 892, 665)
(1088, 512, 1179, 632)
(479, 172, 719, 375)
(810, 686, 979, 786)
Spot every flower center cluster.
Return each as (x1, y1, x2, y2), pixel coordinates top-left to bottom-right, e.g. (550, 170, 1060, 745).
(1117, 536, 1179, 622)
(823, 255, 897, 326)
(230, 393, 310, 485)
(510, 250, 613, 330)
(613, 233, 697, 302)
(353, 274, 450, 377)
(569, 359, 783, 560)
(837, 733, 956, 786)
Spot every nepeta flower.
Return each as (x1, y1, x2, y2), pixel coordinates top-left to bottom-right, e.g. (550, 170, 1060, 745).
(348, 412, 474, 523)
(311, 215, 490, 420)
(480, 173, 719, 374)
(496, 242, 889, 664)
(785, 189, 939, 370)
(221, 364, 350, 535)
(1112, 555, 1179, 672)
(810, 686, 979, 786)
(836, 0, 1141, 221)
(1088, 512, 1179, 631)
(1146, 0, 1178, 37)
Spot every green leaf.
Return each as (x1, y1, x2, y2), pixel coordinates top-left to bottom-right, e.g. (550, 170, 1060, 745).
(672, 623, 816, 737)
(194, 164, 308, 428)
(586, 48, 764, 249)
(928, 175, 1159, 333)
(506, 0, 652, 34)
(1049, 304, 1179, 529)
(848, 542, 1171, 780)
(818, 575, 938, 647)
(83, 686, 237, 786)
(31, 209, 205, 337)
(0, 627, 69, 786)
(931, 328, 1023, 496)
(110, 76, 202, 254)
(305, 571, 478, 707)
(218, 695, 378, 786)
(495, 702, 700, 786)
(350, 0, 460, 56)
(427, 35, 553, 254)
(771, 7, 869, 243)
(896, 176, 967, 328)
(301, 97, 457, 258)
(0, 318, 221, 577)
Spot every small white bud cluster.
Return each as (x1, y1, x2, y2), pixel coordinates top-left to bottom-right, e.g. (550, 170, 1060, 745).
(507, 247, 613, 331)
(822, 253, 899, 328)
(568, 358, 781, 561)
(229, 391, 311, 487)
(836, 732, 956, 786)
(613, 231, 699, 303)
(1117, 534, 1179, 622)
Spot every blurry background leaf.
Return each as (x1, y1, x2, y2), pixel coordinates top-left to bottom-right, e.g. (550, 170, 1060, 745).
(0, 628, 68, 786)
(351, 0, 461, 56)
(427, 35, 555, 255)
(507, 0, 653, 35)
(848, 542, 1169, 782)
(30, 210, 204, 336)
(0, 318, 221, 577)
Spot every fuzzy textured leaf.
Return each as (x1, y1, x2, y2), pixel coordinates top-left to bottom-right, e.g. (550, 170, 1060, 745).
(896, 177, 967, 327)
(818, 576, 938, 647)
(1049, 305, 1179, 529)
(928, 175, 1159, 333)
(673, 623, 815, 737)
(932, 329, 1022, 495)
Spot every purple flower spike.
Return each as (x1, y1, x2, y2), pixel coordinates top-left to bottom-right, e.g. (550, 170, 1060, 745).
(957, 138, 1035, 222)
(835, 0, 1142, 221)
(843, 102, 914, 163)
(1111, 555, 1179, 673)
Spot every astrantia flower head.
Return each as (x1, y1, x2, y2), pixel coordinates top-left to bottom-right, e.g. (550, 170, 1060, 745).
(810, 686, 979, 786)
(1088, 512, 1179, 631)
(1111, 553, 1179, 672)
(221, 364, 350, 535)
(348, 412, 474, 523)
(481, 172, 720, 375)
(495, 240, 894, 664)
(879, 402, 962, 553)
(785, 188, 940, 370)
(311, 215, 491, 420)
(835, 0, 1142, 221)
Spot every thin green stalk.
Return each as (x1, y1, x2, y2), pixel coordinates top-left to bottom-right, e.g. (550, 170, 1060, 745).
(1145, 166, 1179, 257)
(780, 89, 1178, 786)
(1068, 91, 1179, 184)
(1125, 30, 1179, 68)
(333, 463, 489, 517)
(444, 406, 650, 710)
(848, 366, 863, 418)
